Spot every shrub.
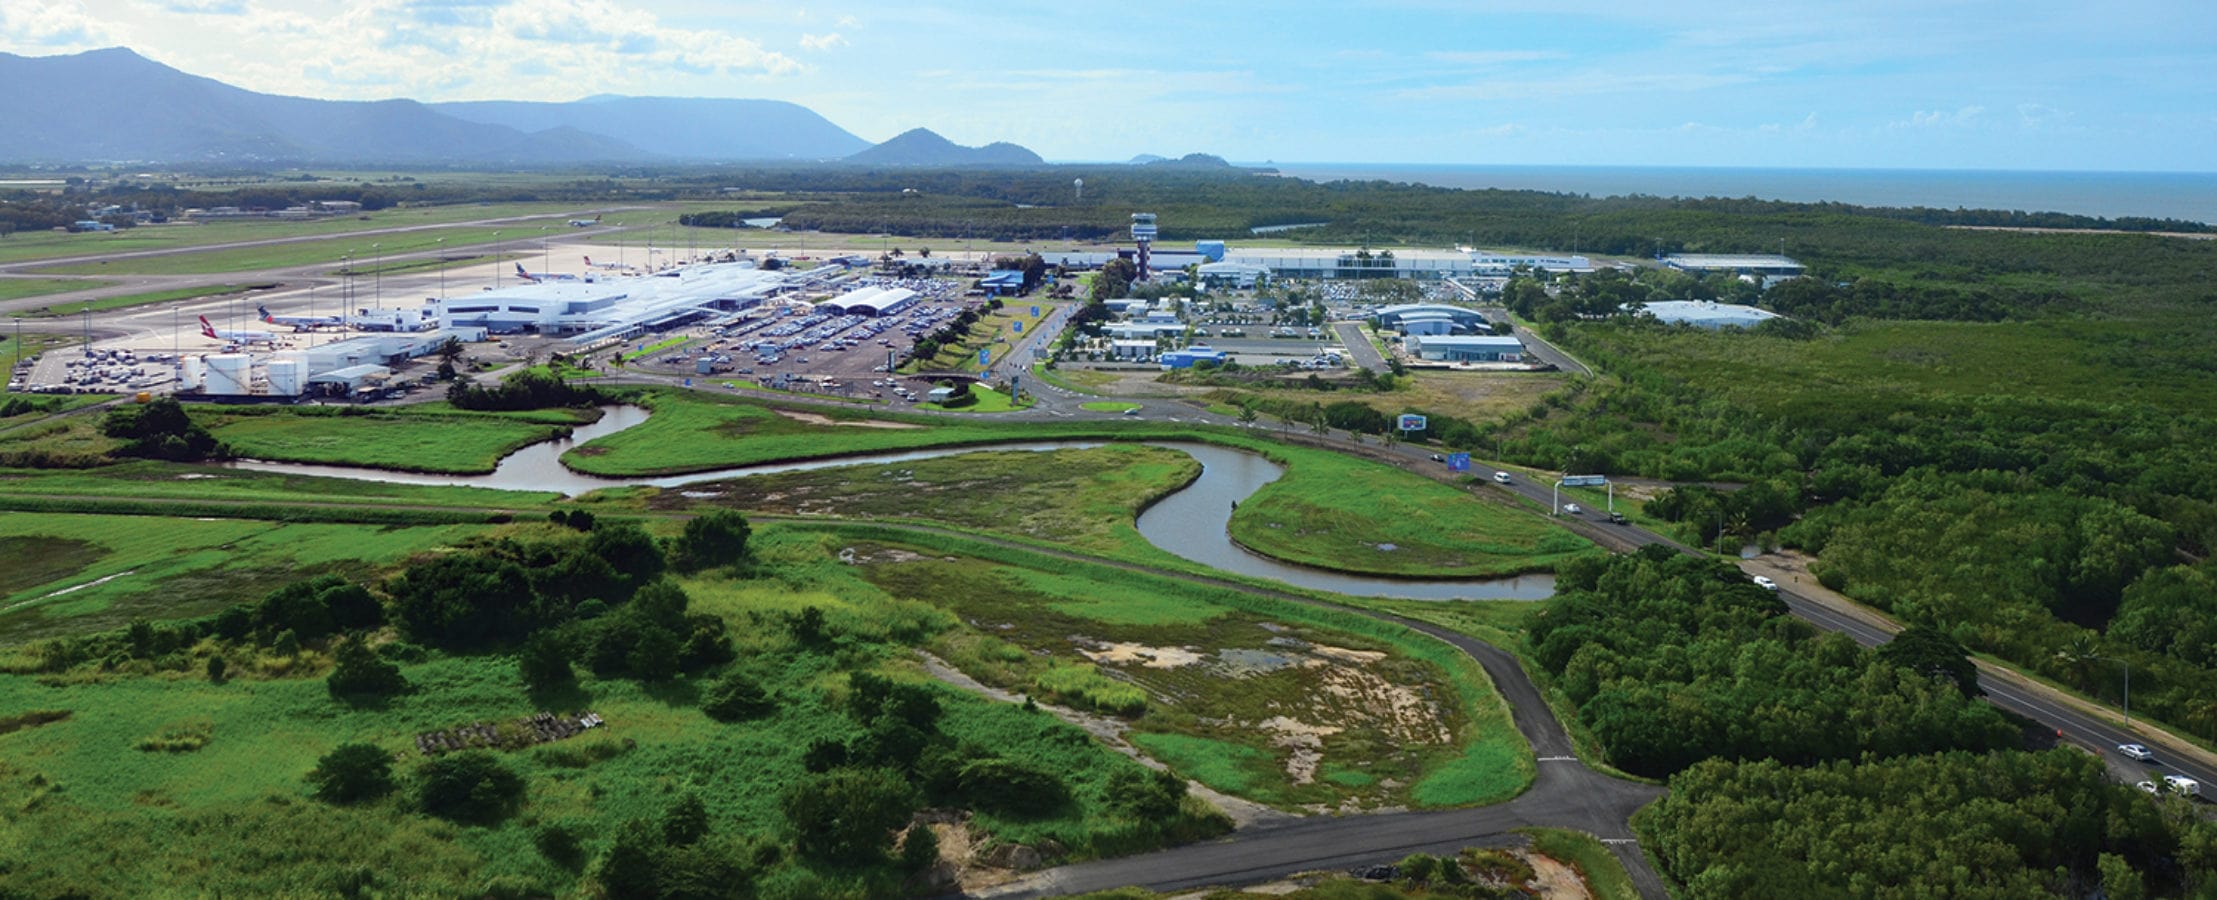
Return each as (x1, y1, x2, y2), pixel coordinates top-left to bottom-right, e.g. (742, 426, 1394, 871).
(308, 742, 397, 805)
(327, 638, 408, 702)
(702, 674, 776, 722)
(415, 751, 525, 824)
(780, 767, 920, 864)
(671, 510, 752, 573)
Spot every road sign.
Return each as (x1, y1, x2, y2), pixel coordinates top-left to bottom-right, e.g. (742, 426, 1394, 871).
(1448, 452, 1471, 472)
(1562, 474, 1609, 486)
(1397, 413, 1428, 432)
(1013, 321, 1023, 334)
(682, 377, 692, 387)
(1030, 305, 1040, 317)
(978, 348, 991, 366)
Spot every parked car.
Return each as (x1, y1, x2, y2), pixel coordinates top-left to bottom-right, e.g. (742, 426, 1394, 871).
(2137, 780, 2160, 795)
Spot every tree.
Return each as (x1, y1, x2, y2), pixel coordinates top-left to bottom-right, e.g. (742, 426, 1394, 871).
(518, 633, 573, 692)
(327, 637, 407, 701)
(671, 510, 752, 573)
(100, 397, 225, 461)
(703, 673, 776, 722)
(1877, 626, 1981, 697)
(780, 767, 920, 863)
(662, 793, 711, 847)
(205, 654, 227, 683)
(1236, 404, 1259, 427)
(415, 751, 526, 824)
(307, 742, 397, 805)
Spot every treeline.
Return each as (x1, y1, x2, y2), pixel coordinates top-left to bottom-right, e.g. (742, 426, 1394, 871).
(1641, 750, 2207, 897)
(1530, 550, 2016, 777)
(446, 369, 611, 412)
(675, 207, 802, 228)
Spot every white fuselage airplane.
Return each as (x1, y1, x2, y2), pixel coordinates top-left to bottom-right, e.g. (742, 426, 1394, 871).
(568, 215, 601, 227)
(514, 263, 580, 283)
(582, 255, 633, 271)
(259, 304, 343, 331)
(200, 315, 276, 345)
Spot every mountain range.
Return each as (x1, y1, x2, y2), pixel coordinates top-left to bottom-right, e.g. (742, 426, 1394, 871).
(0, 48, 1050, 168)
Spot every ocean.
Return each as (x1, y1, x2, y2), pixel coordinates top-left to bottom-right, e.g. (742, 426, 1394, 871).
(1267, 164, 2217, 225)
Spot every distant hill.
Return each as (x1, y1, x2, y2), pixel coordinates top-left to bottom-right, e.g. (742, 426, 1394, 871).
(0, 48, 639, 165)
(1127, 153, 1169, 164)
(432, 96, 868, 161)
(846, 128, 1044, 167)
(1145, 153, 1234, 169)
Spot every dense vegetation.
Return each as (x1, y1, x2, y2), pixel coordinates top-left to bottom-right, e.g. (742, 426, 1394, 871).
(1530, 550, 2018, 778)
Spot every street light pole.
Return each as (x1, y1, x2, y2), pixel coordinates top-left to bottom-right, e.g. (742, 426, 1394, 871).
(436, 238, 446, 299)
(372, 243, 382, 310)
(494, 231, 502, 288)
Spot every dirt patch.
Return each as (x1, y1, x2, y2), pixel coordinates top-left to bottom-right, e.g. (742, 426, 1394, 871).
(1524, 850, 1594, 900)
(1313, 660, 1451, 745)
(915, 650, 1291, 829)
(773, 409, 922, 429)
(1309, 644, 1386, 665)
(1078, 640, 1206, 669)
(1257, 716, 1342, 785)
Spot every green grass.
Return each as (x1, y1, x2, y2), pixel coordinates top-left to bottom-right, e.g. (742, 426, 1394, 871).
(642, 444, 1198, 559)
(0, 513, 490, 643)
(0, 278, 109, 304)
(9, 282, 278, 319)
(1032, 362, 1114, 395)
(0, 459, 562, 510)
(200, 407, 572, 474)
(1080, 401, 1142, 413)
(619, 335, 690, 362)
(1519, 827, 1641, 900)
(921, 384, 1030, 413)
(1228, 442, 1600, 578)
(1131, 733, 1273, 797)
(30, 223, 573, 277)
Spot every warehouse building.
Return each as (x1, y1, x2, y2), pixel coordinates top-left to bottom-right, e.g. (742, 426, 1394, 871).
(818, 286, 919, 317)
(1373, 303, 1489, 330)
(1407, 334, 1526, 362)
(1395, 310, 1466, 336)
(1661, 254, 1805, 278)
(1636, 300, 1783, 329)
(1158, 345, 1228, 369)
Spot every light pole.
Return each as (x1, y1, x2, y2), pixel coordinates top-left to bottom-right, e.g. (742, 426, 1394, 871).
(541, 226, 550, 276)
(494, 231, 502, 288)
(436, 238, 446, 299)
(372, 243, 382, 310)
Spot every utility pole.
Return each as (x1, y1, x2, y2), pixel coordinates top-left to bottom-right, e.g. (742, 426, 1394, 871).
(372, 243, 382, 310)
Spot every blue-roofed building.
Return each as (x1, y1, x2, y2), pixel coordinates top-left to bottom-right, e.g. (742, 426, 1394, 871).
(1159, 344, 1228, 369)
(979, 270, 1025, 295)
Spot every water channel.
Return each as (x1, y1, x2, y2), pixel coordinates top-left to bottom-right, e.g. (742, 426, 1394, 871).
(229, 406, 1553, 601)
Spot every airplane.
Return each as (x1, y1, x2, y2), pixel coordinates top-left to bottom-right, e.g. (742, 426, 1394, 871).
(199, 315, 276, 345)
(568, 215, 601, 228)
(258, 304, 342, 331)
(583, 255, 634, 271)
(513, 263, 581, 284)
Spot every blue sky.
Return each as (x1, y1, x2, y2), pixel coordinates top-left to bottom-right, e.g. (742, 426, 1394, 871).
(2, 0, 2211, 171)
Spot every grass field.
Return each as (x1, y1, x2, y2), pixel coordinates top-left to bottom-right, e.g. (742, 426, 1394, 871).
(851, 537, 1528, 811)
(10, 282, 279, 319)
(30, 222, 574, 277)
(1200, 369, 1570, 436)
(0, 513, 489, 643)
(644, 444, 1194, 558)
(1032, 362, 1116, 395)
(0, 202, 593, 268)
(1079, 401, 1142, 413)
(200, 407, 577, 474)
(0, 278, 109, 304)
(1228, 442, 1598, 578)
(921, 384, 1029, 412)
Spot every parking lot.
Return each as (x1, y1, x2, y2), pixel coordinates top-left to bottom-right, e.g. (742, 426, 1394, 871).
(628, 287, 990, 405)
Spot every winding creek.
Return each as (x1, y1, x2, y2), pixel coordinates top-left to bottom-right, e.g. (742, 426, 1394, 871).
(230, 405, 1553, 601)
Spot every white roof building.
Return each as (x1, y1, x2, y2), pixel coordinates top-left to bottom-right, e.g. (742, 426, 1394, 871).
(1637, 300, 1783, 329)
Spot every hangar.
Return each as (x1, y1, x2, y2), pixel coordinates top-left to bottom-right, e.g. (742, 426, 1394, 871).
(1408, 334, 1526, 362)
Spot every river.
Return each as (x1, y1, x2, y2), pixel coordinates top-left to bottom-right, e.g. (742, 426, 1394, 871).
(229, 406, 1552, 601)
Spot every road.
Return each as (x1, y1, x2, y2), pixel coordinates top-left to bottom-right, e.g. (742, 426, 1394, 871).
(1329, 321, 1389, 373)
(1471, 307, 1591, 376)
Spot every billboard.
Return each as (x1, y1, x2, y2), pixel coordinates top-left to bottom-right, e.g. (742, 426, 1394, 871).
(1396, 413, 1428, 432)
(1562, 474, 1609, 486)
(1447, 452, 1471, 472)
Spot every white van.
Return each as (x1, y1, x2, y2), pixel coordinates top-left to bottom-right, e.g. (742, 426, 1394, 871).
(2165, 775, 2200, 797)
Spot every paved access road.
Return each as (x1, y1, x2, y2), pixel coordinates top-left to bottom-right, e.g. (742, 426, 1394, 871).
(1329, 321, 1389, 373)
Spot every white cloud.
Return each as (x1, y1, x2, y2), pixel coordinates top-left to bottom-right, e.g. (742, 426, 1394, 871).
(155, 0, 245, 13)
(0, 0, 116, 47)
(835, 14, 858, 28)
(799, 31, 844, 51)
(1892, 105, 1986, 129)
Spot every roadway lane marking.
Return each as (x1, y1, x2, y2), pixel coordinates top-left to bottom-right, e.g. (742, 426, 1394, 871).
(1536, 756, 1579, 762)
(1600, 838, 1639, 845)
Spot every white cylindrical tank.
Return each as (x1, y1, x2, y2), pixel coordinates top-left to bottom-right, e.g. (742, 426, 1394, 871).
(267, 358, 306, 397)
(179, 356, 205, 391)
(203, 353, 252, 396)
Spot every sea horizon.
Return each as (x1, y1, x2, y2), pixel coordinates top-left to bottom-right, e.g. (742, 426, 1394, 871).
(1244, 163, 2217, 225)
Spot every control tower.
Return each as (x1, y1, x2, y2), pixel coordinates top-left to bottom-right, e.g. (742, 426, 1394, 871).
(1130, 212, 1157, 281)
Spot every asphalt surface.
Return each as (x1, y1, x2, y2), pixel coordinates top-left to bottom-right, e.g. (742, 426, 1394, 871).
(1329, 321, 1389, 373)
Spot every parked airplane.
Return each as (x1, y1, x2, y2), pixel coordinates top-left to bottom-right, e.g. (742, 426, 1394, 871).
(258, 304, 343, 331)
(513, 263, 581, 284)
(583, 256, 634, 271)
(568, 215, 601, 228)
(199, 315, 276, 345)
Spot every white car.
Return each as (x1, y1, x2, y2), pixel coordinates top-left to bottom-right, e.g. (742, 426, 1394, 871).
(1751, 575, 1779, 591)
(1493, 471, 1513, 484)
(1563, 503, 1583, 515)
(2119, 743, 2156, 761)
(2137, 780, 2160, 795)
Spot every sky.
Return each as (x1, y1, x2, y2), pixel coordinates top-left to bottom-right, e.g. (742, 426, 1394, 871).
(1, 0, 2212, 171)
